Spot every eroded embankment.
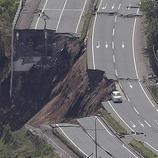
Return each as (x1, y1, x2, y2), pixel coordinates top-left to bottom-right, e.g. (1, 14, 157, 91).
(0, 35, 114, 130)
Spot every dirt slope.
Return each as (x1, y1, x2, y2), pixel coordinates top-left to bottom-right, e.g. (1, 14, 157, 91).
(29, 53, 114, 126)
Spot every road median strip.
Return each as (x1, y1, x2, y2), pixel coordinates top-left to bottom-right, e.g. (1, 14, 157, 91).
(99, 108, 128, 136)
(130, 139, 158, 158)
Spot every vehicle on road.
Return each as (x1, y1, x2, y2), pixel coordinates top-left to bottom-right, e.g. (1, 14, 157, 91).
(111, 90, 122, 103)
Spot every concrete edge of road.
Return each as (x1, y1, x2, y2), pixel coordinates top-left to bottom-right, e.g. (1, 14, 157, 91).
(25, 124, 79, 158)
(78, 115, 143, 158)
(98, 113, 144, 158)
(50, 125, 87, 158)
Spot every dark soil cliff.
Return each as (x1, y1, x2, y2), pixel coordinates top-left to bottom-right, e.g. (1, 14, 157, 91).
(28, 53, 114, 126)
(0, 37, 114, 130)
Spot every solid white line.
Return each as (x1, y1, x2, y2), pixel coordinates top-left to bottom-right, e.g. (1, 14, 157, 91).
(144, 142, 158, 153)
(75, 0, 88, 33)
(139, 82, 158, 110)
(112, 41, 114, 49)
(137, 120, 144, 127)
(35, 0, 49, 29)
(96, 116, 114, 137)
(92, 0, 102, 69)
(115, 69, 118, 76)
(132, 8, 158, 111)
(108, 101, 135, 132)
(132, 10, 139, 79)
(56, 0, 68, 30)
(25, 125, 73, 158)
(130, 121, 136, 128)
(144, 120, 151, 127)
(56, 124, 88, 157)
(122, 144, 138, 158)
(43, 133, 73, 158)
(113, 54, 115, 63)
(114, 15, 117, 23)
(134, 107, 139, 115)
(45, 8, 82, 11)
(112, 28, 115, 36)
(118, 3, 121, 10)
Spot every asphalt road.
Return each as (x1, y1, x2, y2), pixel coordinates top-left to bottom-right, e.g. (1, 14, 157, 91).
(30, 0, 89, 34)
(56, 123, 111, 158)
(89, 0, 158, 155)
(78, 116, 139, 158)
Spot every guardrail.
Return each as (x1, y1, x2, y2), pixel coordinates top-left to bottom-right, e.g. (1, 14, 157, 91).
(10, 0, 24, 98)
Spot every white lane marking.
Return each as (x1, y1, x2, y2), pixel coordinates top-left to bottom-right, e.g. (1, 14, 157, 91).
(45, 8, 82, 11)
(42, 132, 73, 158)
(123, 144, 138, 158)
(144, 142, 158, 153)
(96, 41, 100, 48)
(111, 4, 115, 10)
(121, 41, 125, 48)
(105, 41, 108, 48)
(130, 121, 136, 128)
(127, 5, 131, 10)
(112, 28, 115, 36)
(95, 116, 114, 137)
(75, 0, 88, 33)
(113, 54, 115, 63)
(132, 8, 158, 111)
(112, 41, 114, 49)
(132, 9, 139, 79)
(144, 120, 152, 127)
(134, 107, 139, 115)
(115, 69, 118, 76)
(114, 15, 117, 23)
(26, 125, 73, 158)
(35, 0, 49, 29)
(102, 3, 107, 9)
(137, 120, 144, 127)
(139, 82, 158, 111)
(127, 97, 130, 102)
(108, 101, 135, 132)
(56, 0, 68, 30)
(129, 82, 133, 88)
(56, 124, 88, 157)
(118, 3, 121, 10)
(92, 0, 102, 69)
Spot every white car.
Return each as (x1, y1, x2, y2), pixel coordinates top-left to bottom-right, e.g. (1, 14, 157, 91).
(111, 90, 122, 103)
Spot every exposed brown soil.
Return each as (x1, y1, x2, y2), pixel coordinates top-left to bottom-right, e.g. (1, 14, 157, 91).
(0, 35, 114, 130)
(28, 53, 114, 126)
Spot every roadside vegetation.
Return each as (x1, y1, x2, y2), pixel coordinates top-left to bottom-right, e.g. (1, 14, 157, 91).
(140, 0, 158, 101)
(0, 126, 59, 158)
(0, 0, 19, 75)
(99, 108, 127, 135)
(130, 139, 158, 158)
(140, 0, 158, 48)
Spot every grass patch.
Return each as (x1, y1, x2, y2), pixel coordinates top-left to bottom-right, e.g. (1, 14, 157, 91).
(130, 139, 158, 158)
(148, 85, 158, 103)
(99, 108, 127, 135)
(0, 127, 60, 158)
(80, 9, 93, 42)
